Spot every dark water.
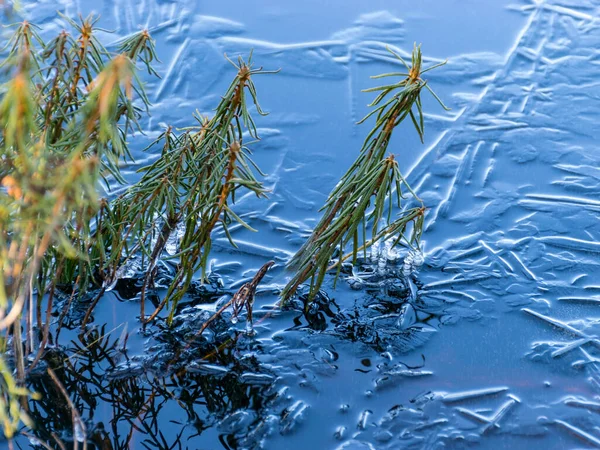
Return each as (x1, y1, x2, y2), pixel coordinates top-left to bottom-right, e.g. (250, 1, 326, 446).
(4, 0, 600, 448)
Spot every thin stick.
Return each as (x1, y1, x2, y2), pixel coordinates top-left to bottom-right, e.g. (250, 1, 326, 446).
(81, 286, 106, 330)
(51, 433, 67, 450)
(195, 297, 235, 338)
(27, 262, 64, 375)
(47, 368, 88, 450)
(195, 261, 274, 337)
(20, 431, 54, 450)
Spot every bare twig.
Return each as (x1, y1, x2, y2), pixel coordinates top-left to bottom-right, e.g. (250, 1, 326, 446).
(47, 367, 87, 450)
(196, 261, 274, 337)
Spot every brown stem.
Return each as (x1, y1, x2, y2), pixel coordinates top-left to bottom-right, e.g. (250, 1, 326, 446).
(13, 321, 25, 381)
(71, 31, 90, 99)
(51, 30, 91, 142)
(80, 286, 106, 330)
(195, 260, 273, 337)
(140, 214, 178, 324)
(204, 141, 239, 237)
(44, 32, 68, 140)
(47, 368, 87, 450)
(26, 261, 64, 375)
(55, 276, 79, 343)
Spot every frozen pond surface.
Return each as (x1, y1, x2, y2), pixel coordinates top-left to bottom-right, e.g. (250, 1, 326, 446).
(4, 0, 600, 448)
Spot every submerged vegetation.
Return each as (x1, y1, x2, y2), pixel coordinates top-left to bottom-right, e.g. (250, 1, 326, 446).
(0, 11, 449, 446)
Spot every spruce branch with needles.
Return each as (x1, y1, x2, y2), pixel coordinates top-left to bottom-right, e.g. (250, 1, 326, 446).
(103, 53, 279, 325)
(282, 44, 449, 302)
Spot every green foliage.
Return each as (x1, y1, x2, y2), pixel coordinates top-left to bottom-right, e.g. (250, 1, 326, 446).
(0, 16, 156, 439)
(0, 14, 449, 441)
(104, 53, 277, 325)
(0, 358, 39, 439)
(282, 44, 449, 301)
